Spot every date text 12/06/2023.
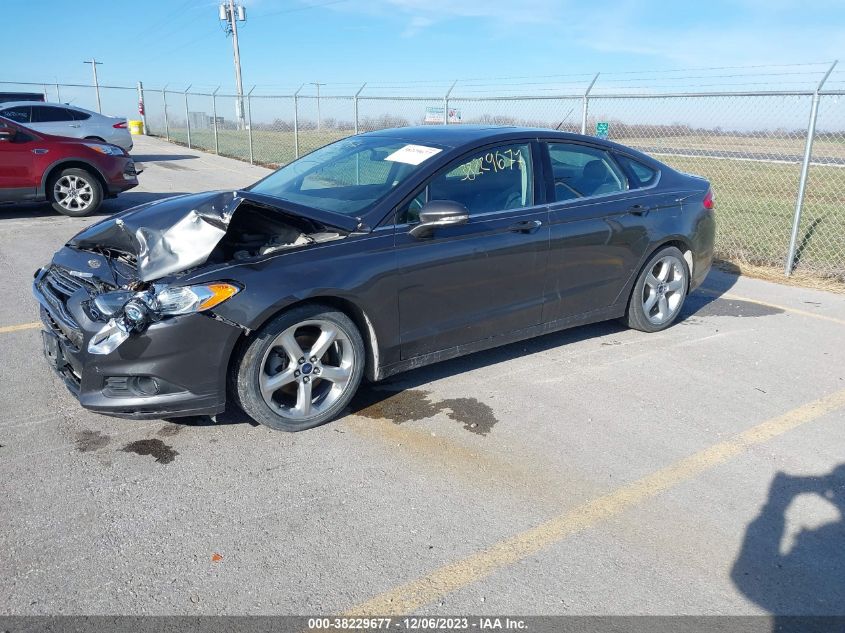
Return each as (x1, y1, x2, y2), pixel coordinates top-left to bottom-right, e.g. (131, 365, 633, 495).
(306, 617, 528, 630)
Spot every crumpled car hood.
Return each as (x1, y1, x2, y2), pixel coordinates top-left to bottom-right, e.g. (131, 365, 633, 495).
(68, 190, 361, 282)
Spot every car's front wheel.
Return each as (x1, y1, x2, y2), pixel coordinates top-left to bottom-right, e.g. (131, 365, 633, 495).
(232, 304, 365, 431)
(48, 168, 102, 216)
(624, 246, 689, 332)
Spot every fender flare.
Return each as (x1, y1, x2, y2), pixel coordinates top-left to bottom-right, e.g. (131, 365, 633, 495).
(38, 158, 109, 197)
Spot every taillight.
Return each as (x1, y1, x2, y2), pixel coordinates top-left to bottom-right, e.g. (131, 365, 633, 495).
(703, 188, 715, 210)
(113, 121, 127, 129)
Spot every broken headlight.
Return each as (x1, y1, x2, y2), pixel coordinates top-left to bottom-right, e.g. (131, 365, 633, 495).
(88, 319, 131, 355)
(87, 283, 241, 355)
(92, 290, 135, 319)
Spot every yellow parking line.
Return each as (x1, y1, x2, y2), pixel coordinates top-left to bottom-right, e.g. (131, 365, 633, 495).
(0, 322, 40, 334)
(699, 289, 845, 326)
(345, 387, 845, 616)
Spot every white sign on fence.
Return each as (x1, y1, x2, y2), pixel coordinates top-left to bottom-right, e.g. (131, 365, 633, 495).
(424, 106, 462, 124)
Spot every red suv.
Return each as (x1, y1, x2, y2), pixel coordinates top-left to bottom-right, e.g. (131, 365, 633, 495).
(0, 115, 138, 216)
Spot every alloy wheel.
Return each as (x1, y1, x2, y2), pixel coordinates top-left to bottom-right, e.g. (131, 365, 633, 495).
(642, 255, 686, 325)
(258, 319, 354, 419)
(53, 174, 94, 213)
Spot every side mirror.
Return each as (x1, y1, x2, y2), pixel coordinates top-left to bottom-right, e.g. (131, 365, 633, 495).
(0, 126, 16, 141)
(409, 200, 469, 238)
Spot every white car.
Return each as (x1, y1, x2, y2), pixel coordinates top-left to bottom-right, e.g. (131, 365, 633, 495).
(0, 101, 133, 151)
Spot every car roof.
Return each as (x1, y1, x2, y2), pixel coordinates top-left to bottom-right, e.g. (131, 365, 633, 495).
(360, 124, 660, 162)
(362, 124, 540, 147)
(0, 101, 97, 114)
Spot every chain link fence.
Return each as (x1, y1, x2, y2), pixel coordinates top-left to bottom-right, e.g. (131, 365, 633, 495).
(586, 94, 814, 280)
(799, 94, 845, 285)
(3, 75, 844, 289)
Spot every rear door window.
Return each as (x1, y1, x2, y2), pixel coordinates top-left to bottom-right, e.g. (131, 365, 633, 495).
(616, 154, 659, 188)
(31, 106, 74, 123)
(67, 108, 91, 121)
(1, 106, 31, 123)
(546, 142, 627, 201)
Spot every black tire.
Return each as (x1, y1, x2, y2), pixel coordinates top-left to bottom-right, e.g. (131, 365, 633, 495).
(232, 304, 365, 431)
(84, 136, 106, 143)
(623, 246, 689, 333)
(48, 167, 103, 217)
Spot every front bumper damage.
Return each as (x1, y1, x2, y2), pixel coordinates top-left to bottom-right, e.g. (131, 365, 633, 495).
(33, 263, 242, 419)
(32, 189, 357, 420)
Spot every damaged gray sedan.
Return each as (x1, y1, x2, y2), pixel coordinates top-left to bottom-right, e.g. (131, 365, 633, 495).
(34, 126, 715, 430)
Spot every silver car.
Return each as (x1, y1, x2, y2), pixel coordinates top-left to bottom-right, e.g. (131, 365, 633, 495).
(0, 101, 133, 151)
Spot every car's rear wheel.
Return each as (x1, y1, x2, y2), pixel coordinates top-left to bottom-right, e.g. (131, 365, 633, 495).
(232, 304, 365, 431)
(624, 246, 689, 332)
(48, 168, 102, 217)
(84, 136, 106, 143)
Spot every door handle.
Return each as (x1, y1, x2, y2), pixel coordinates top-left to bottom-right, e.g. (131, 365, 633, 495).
(627, 204, 651, 216)
(508, 219, 543, 233)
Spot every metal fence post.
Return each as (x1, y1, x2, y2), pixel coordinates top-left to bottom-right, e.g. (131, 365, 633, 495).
(353, 83, 366, 135)
(212, 87, 220, 155)
(581, 73, 600, 135)
(293, 83, 304, 159)
(784, 60, 838, 276)
(184, 85, 192, 149)
(444, 80, 457, 124)
(162, 86, 170, 141)
(55, 83, 61, 103)
(247, 86, 255, 165)
(137, 81, 147, 134)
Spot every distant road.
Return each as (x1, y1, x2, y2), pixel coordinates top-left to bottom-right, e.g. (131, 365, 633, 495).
(627, 145, 845, 166)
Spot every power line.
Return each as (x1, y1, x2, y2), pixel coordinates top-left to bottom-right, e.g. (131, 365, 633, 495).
(143, 23, 219, 64)
(133, 0, 209, 49)
(130, 0, 200, 41)
(251, 0, 349, 19)
(599, 61, 834, 77)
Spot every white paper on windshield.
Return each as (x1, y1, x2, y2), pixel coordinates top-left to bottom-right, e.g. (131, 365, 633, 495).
(385, 144, 442, 165)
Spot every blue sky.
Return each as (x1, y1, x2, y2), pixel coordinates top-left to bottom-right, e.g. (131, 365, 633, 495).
(5, 0, 844, 96)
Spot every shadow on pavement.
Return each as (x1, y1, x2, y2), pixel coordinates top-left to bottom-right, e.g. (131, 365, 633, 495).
(129, 153, 197, 162)
(677, 262, 785, 322)
(732, 465, 845, 629)
(349, 267, 743, 414)
(168, 267, 761, 428)
(0, 191, 188, 220)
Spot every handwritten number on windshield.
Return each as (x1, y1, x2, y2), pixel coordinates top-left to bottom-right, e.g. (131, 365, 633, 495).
(459, 149, 526, 181)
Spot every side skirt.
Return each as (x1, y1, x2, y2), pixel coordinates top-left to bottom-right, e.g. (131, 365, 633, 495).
(0, 188, 41, 203)
(376, 303, 626, 381)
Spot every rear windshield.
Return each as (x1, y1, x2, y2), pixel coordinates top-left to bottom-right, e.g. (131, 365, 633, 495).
(249, 136, 445, 216)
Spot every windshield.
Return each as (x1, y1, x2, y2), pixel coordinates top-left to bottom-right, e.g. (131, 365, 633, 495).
(249, 136, 445, 216)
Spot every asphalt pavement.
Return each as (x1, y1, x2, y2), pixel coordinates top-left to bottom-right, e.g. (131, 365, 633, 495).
(1, 135, 844, 617)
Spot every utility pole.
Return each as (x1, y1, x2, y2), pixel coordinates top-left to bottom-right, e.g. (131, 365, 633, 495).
(310, 82, 325, 131)
(219, 0, 246, 129)
(83, 58, 103, 113)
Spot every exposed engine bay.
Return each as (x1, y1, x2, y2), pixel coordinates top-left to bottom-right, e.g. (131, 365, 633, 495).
(209, 203, 343, 263)
(42, 190, 351, 356)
